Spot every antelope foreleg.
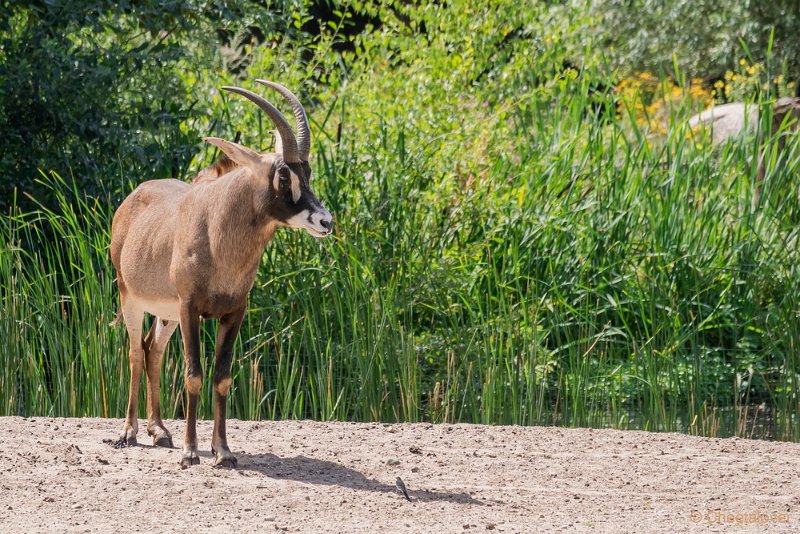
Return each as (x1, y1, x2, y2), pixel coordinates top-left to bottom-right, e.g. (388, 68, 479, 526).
(179, 304, 202, 467)
(211, 307, 245, 468)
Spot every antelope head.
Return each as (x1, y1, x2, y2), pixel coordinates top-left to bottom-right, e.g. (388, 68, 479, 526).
(206, 80, 333, 237)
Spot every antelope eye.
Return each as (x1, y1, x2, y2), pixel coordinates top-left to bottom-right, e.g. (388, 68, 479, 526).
(278, 169, 290, 188)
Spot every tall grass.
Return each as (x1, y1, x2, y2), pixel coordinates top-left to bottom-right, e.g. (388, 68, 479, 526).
(2, 77, 799, 442)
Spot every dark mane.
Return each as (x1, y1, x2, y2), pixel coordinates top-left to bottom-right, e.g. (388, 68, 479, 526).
(190, 155, 239, 183)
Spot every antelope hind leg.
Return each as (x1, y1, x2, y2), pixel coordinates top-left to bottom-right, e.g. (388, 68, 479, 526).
(144, 318, 179, 447)
(116, 299, 146, 447)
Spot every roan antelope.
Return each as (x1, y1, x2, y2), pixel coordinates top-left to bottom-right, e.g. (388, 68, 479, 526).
(110, 80, 332, 468)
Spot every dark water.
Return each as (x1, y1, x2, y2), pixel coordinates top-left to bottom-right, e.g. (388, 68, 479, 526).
(554, 404, 798, 442)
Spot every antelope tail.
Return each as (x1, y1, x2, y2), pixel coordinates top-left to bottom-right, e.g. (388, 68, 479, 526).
(109, 309, 123, 327)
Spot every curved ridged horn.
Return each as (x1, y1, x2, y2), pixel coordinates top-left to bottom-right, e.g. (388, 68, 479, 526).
(256, 80, 311, 162)
(221, 86, 301, 162)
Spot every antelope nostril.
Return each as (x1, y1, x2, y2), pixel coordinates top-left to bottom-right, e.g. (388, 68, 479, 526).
(320, 219, 332, 230)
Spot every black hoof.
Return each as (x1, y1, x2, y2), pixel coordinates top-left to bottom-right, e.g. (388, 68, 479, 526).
(154, 436, 174, 448)
(180, 455, 200, 468)
(112, 436, 136, 449)
(214, 457, 238, 469)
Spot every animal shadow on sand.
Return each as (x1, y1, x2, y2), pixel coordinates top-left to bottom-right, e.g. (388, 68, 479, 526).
(236, 452, 484, 505)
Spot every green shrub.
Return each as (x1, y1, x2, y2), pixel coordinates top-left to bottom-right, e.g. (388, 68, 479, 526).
(581, 0, 800, 83)
(2, 0, 799, 441)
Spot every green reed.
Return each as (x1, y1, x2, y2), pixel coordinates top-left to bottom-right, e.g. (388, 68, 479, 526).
(1, 77, 799, 442)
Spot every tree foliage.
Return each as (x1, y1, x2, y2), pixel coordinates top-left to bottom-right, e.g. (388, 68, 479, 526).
(0, 0, 304, 209)
(585, 0, 800, 81)
(2, 0, 798, 211)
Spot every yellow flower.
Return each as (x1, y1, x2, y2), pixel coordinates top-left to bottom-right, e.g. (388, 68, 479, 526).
(739, 58, 747, 66)
(689, 85, 708, 99)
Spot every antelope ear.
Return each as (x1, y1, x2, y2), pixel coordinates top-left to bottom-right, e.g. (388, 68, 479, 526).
(269, 130, 283, 154)
(203, 137, 263, 169)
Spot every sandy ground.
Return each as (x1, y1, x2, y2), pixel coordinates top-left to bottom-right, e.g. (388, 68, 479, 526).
(0, 417, 798, 533)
